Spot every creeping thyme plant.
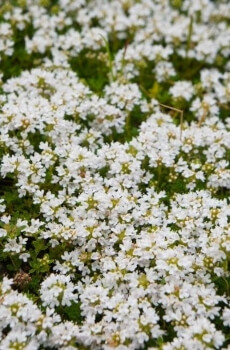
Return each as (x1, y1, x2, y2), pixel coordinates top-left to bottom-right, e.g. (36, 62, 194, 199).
(0, 0, 230, 349)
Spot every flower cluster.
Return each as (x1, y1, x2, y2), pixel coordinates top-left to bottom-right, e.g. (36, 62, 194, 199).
(0, 0, 230, 349)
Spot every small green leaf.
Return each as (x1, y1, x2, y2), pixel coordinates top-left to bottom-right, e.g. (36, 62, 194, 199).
(63, 302, 82, 323)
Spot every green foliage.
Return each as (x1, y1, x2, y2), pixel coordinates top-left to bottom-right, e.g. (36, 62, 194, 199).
(1, 26, 46, 81)
(69, 50, 111, 94)
(61, 302, 83, 323)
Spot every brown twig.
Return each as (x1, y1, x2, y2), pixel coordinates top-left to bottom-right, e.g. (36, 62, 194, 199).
(159, 103, 184, 141)
(139, 85, 184, 140)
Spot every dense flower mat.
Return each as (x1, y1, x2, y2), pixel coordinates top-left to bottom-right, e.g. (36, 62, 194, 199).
(0, 0, 230, 349)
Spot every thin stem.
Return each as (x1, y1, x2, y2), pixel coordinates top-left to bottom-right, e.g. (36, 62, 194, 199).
(186, 16, 194, 56)
(99, 35, 114, 82)
(159, 103, 184, 140)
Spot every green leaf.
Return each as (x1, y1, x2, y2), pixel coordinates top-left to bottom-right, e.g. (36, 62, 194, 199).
(63, 302, 83, 323)
(32, 239, 47, 255)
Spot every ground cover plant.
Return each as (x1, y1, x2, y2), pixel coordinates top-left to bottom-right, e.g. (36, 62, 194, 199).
(0, 0, 230, 349)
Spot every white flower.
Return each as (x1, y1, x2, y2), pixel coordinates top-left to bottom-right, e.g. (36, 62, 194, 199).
(0, 228, 7, 237)
(40, 274, 77, 308)
(154, 61, 176, 82)
(170, 81, 194, 101)
(222, 307, 230, 327)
